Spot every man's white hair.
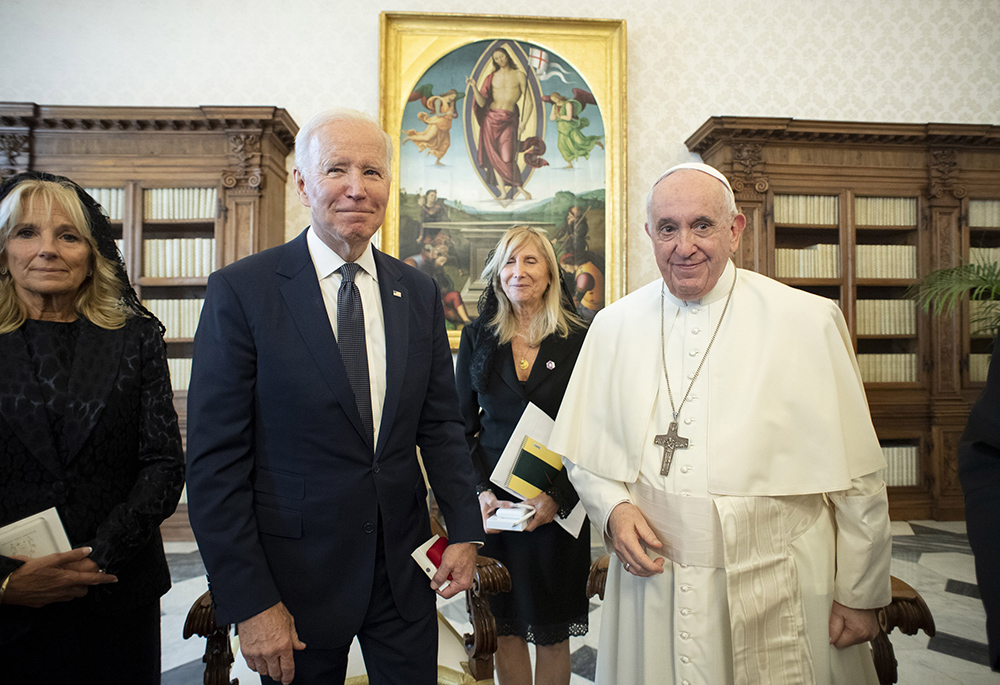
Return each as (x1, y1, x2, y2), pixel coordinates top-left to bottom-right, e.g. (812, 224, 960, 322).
(646, 162, 738, 224)
(294, 108, 393, 179)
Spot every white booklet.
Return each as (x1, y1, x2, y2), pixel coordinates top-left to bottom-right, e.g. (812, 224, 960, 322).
(0, 507, 72, 559)
(489, 402, 587, 539)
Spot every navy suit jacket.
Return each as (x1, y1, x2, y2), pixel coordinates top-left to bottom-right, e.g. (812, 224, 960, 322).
(186, 230, 481, 648)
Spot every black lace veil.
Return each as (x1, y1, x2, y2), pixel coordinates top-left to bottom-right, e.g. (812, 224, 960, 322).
(0, 171, 165, 337)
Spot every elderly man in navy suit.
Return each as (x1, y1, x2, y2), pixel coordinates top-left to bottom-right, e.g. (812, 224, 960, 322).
(186, 109, 482, 685)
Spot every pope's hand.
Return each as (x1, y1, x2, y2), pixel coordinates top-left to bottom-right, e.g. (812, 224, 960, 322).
(828, 601, 880, 648)
(608, 502, 665, 577)
(238, 601, 306, 685)
(432, 542, 477, 598)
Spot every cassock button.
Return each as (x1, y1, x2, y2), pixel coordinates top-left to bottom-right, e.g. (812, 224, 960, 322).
(683, 680, 692, 685)
(691, 307, 701, 314)
(680, 631, 691, 639)
(687, 373, 695, 380)
(688, 350, 699, 357)
(684, 418, 694, 425)
(363, 522, 375, 534)
(680, 608, 692, 616)
(680, 655, 691, 664)
(680, 466, 692, 474)
(691, 328, 701, 335)
(680, 584, 693, 592)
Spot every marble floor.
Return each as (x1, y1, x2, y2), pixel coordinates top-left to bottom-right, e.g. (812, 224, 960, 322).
(161, 520, 998, 684)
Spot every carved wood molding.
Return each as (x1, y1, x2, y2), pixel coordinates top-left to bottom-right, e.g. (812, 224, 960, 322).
(686, 117, 1000, 156)
(0, 103, 297, 150)
(730, 142, 769, 195)
(464, 555, 512, 681)
(0, 133, 30, 176)
(223, 132, 263, 192)
(929, 149, 967, 199)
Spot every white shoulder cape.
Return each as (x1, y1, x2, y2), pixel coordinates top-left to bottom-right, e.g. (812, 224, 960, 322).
(549, 267, 885, 496)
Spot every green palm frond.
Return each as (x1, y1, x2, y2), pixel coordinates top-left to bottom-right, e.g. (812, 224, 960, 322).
(910, 261, 1000, 338)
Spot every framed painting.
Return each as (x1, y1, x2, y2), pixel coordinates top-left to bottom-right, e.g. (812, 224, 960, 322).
(379, 12, 627, 349)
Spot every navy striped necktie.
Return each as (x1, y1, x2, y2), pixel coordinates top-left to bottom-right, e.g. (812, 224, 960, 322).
(337, 262, 373, 447)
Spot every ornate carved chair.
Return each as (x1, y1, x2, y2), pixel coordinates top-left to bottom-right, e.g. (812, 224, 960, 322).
(184, 516, 511, 685)
(586, 555, 935, 685)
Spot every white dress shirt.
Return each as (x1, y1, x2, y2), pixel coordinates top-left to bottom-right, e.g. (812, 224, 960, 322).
(307, 228, 387, 447)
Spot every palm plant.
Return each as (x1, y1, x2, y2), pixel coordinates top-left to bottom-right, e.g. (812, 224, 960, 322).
(912, 261, 1000, 340)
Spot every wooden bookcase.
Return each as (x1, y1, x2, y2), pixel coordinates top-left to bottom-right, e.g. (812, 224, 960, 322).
(0, 103, 298, 453)
(686, 117, 1000, 520)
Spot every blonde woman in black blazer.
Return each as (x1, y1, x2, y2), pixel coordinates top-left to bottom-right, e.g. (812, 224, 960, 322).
(456, 225, 591, 685)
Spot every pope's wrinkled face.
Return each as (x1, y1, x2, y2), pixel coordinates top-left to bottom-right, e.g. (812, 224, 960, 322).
(645, 171, 745, 300)
(294, 119, 390, 259)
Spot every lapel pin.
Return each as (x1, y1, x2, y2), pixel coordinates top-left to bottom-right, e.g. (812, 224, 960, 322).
(392, 290, 402, 298)
(546, 360, 555, 370)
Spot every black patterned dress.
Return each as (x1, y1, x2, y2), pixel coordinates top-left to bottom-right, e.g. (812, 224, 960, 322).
(0, 316, 184, 682)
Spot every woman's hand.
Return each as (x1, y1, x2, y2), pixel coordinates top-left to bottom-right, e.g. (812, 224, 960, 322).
(479, 490, 513, 534)
(2, 547, 118, 608)
(522, 492, 559, 532)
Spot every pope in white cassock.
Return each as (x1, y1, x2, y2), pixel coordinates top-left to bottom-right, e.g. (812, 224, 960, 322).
(548, 163, 892, 685)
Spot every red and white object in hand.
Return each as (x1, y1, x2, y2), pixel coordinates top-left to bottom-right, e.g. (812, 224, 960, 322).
(411, 534, 452, 591)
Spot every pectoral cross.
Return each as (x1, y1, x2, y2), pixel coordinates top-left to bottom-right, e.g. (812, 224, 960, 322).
(655, 422, 688, 476)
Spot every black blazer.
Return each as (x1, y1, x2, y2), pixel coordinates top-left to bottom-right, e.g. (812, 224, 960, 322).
(185, 230, 482, 648)
(455, 316, 587, 506)
(0, 315, 184, 642)
(959, 333, 1000, 671)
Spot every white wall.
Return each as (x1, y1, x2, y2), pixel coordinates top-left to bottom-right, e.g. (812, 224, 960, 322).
(3, 0, 998, 290)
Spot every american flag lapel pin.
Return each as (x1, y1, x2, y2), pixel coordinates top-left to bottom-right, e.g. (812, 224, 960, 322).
(393, 290, 402, 298)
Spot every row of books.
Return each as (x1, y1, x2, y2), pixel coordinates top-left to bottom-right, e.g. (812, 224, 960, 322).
(775, 244, 917, 279)
(969, 200, 1000, 228)
(775, 244, 839, 278)
(84, 187, 126, 221)
(143, 238, 216, 278)
(855, 245, 918, 279)
(879, 445, 919, 487)
(774, 194, 839, 225)
(970, 247, 1000, 267)
(856, 299, 917, 336)
(143, 188, 217, 221)
(857, 353, 918, 383)
(141, 299, 204, 339)
(971, 354, 991, 383)
(854, 197, 918, 227)
(167, 358, 193, 392)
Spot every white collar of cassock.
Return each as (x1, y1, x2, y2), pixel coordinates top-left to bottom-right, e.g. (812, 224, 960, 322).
(662, 259, 736, 309)
(307, 227, 379, 283)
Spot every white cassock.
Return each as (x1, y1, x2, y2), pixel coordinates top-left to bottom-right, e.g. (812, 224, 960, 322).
(549, 261, 892, 685)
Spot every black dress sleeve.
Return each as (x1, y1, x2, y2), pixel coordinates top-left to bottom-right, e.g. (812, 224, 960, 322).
(86, 317, 184, 573)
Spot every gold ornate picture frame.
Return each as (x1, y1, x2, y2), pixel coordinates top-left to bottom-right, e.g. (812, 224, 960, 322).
(379, 12, 627, 349)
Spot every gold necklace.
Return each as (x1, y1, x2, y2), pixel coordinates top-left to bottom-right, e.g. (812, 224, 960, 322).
(515, 332, 537, 371)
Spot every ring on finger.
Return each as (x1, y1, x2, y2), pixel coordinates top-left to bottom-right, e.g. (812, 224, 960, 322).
(623, 562, 630, 571)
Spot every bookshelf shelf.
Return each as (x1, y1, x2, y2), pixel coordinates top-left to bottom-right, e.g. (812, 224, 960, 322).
(139, 277, 210, 287)
(687, 116, 1000, 521)
(0, 103, 298, 458)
